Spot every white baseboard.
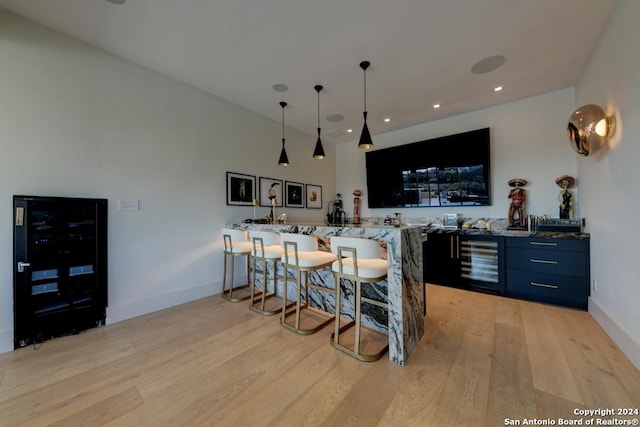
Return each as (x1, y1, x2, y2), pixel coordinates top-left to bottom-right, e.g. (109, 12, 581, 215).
(0, 329, 14, 355)
(589, 298, 640, 370)
(107, 282, 217, 325)
(0, 282, 221, 355)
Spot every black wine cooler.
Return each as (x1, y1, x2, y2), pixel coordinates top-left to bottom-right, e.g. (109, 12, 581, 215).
(13, 195, 108, 348)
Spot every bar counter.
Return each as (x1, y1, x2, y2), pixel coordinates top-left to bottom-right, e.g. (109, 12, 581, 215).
(232, 222, 426, 365)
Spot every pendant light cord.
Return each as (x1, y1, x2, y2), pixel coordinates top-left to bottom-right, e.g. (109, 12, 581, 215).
(363, 66, 367, 112)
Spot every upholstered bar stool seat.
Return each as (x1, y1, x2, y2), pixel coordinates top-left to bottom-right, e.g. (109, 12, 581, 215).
(331, 236, 389, 362)
(280, 233, 338, 335)
(221, 228, 253, 302)
(249, 230, 287, 315)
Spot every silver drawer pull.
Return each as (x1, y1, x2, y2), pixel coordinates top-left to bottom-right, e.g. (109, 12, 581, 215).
(530, 241, 558, 246)
(530, 258, 558, 264)
(531, 282, 559, 289)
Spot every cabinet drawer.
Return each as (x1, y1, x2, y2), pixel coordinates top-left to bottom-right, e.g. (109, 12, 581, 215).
(507, 247, 587, 277)
(507, 270, 587, 308)
(506, 237, 587, 252)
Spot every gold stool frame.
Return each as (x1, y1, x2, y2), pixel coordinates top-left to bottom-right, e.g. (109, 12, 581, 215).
(280, 240, 336, 335)
(332, 245, 389, 362)
(221, 232, 252, 302)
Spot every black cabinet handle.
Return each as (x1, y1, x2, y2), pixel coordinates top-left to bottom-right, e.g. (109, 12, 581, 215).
(530, 258, 558, 264)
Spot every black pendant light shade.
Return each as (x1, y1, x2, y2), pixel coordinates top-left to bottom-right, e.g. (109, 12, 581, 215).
(313, 85, 326, 159)
(278, 101, 289, 166)
(358, 60, 374, 149)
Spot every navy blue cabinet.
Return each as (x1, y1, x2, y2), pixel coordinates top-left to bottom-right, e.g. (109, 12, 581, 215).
(423, 233, 460, 287)
(506, 237, 589, 309)
(424, 232, 589, 307)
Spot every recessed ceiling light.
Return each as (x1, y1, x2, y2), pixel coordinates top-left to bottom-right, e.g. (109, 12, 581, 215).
(326, 114, 344, 123)
(433, 104, 441, 109)
(347, 129, 353, 133)
(106, 0, 126, 4)
(384, 118, 391, 123)
(272, 83, 288, 93)
(494, 86, 503, 92)
(471, 55, 506, 74)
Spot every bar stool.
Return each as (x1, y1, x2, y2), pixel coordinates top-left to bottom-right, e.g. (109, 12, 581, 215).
(249, 230, 285, 315)
(330, 236, 389, 362)
(221, 228, 253, 302)
(280, 233, 338, 335)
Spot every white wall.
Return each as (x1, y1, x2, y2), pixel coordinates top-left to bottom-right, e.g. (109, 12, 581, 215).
(0, 9, 335, 352)
(336, 88, 578, 222)
(573, 0, 640, 369)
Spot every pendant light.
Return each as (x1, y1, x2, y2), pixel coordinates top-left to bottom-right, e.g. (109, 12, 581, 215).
(358, 60, 374, 149)
(313, 85, 326, 159)
(278, 101, 289, 166)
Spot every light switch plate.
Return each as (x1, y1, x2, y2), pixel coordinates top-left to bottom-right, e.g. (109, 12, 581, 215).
(118, 199, 139, 211)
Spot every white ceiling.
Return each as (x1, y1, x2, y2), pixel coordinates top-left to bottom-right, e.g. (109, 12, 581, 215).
(0, 0, 619, 144)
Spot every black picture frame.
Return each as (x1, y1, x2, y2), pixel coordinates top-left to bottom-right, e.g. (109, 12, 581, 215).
(305, 184, 322, 209)
(259, 177, 283, 207)
(285, 181, 304, 208)
(226, 172, 256, 206)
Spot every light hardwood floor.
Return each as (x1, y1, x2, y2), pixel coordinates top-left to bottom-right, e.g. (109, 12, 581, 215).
(1, 284, 638, 426)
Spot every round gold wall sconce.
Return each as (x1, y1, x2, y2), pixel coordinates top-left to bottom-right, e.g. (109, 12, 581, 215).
(567, 104, 616, 156)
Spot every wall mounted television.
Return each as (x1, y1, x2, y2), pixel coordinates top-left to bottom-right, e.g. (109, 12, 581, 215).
(365, 127, 491, 208)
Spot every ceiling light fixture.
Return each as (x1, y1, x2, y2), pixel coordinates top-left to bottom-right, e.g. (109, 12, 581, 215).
(357, 60, 374, 149)
(106, 0, 126, 4)
(494, 86, 503, 92)
(471, 55, 506, 74)
(433, 104, 441, 109)
(272, 83, 288, 93)
(278, 101, 289, 166)
(313, 85, 326, 159)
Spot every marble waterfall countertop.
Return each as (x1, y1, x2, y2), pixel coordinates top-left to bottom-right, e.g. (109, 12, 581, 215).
(233, 222, 426, 366)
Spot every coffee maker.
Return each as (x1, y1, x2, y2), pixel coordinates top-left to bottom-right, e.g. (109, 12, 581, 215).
(327, 193, 347, 225)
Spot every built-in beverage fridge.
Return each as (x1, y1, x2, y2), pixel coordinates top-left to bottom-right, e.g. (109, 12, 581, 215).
(13, 195, 108, 348)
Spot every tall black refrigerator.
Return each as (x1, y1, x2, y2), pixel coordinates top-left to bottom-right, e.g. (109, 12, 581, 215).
(13, 195, 108, 348)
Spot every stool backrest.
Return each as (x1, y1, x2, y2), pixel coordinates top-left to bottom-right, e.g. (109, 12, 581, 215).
(280, 233, 317, 252)
(330, 236, 381, 259)
(222, 228, 248, 251)
(222, 228, 248, 242)
(249, 230, 280, 246)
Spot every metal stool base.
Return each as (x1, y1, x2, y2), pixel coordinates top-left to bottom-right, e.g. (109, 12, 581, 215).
(331, 320, 388, 362)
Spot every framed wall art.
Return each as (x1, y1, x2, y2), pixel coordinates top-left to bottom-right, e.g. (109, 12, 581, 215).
(226, 172, 256, 206)
(284, 181, 304, 208)
(259, 177, 283, 207)
(305, 184, 322, 209)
